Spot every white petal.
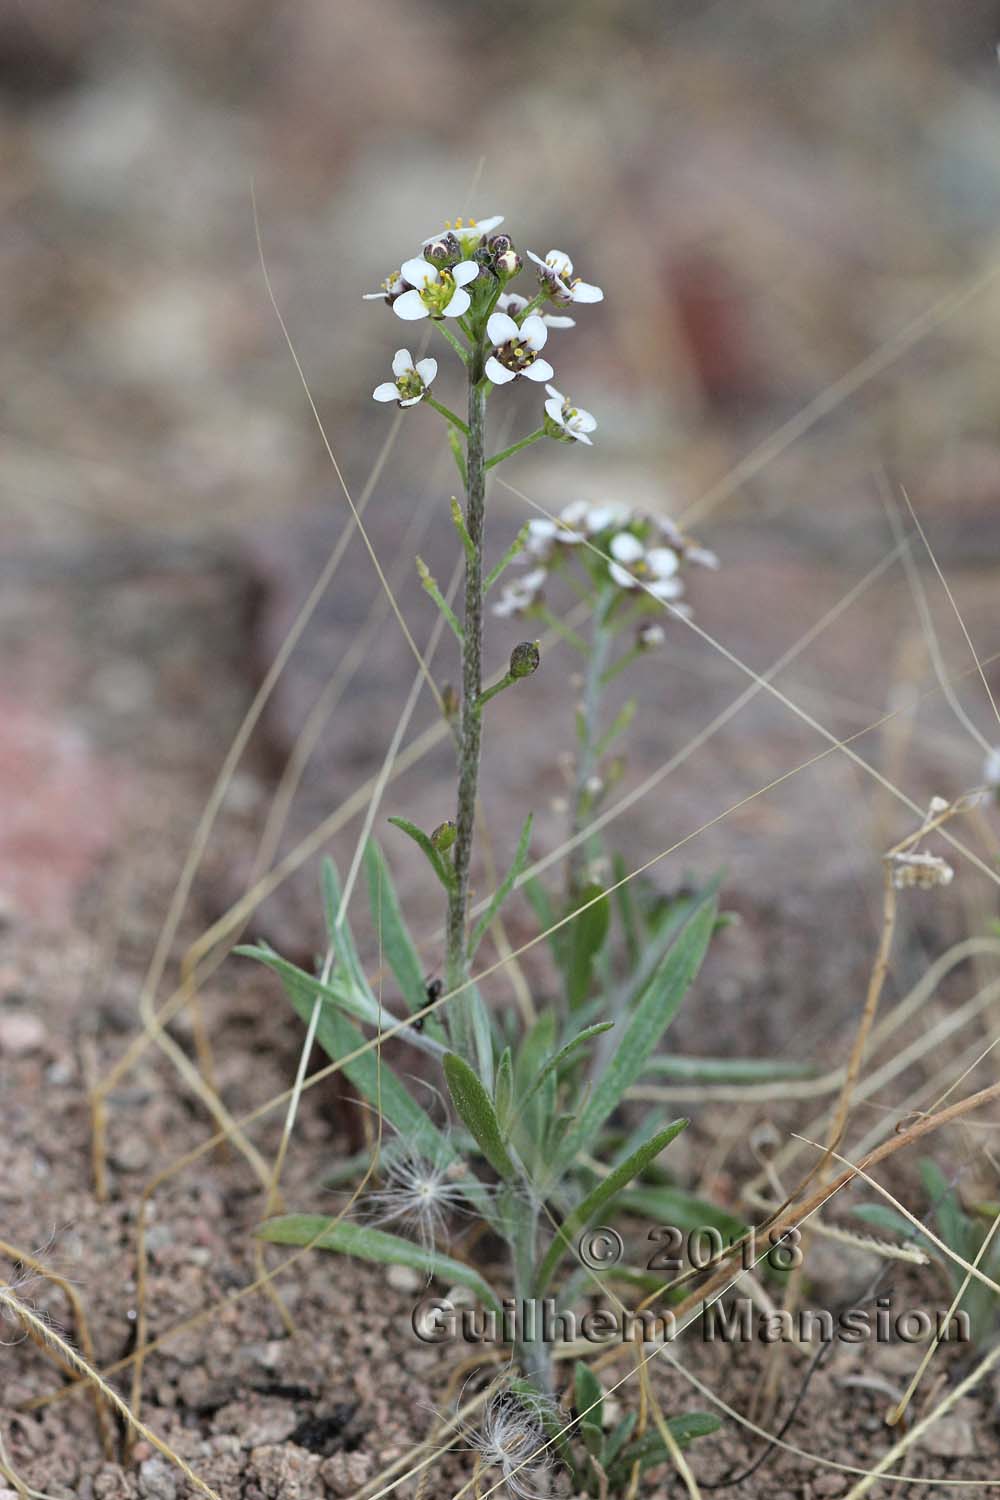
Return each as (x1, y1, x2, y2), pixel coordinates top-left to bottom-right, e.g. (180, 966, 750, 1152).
(610, 532, 645, 564)
(545, 250, 573, 277)
(373, 382, 399, 402)
(443, 287, 471, 318)
(647, 547, 679, 578)
(523, 358, 553, 382)
(544, 383, 563, 402)
(487, 311, 519, 345)
(414, 358, 438, 385)
(591, 502, 631, 531)
(560, 500, 589, 525)
(393, 289, 429, 321)
(543, 313, 576, 329)
(452, 259, 480, 287)
(485, 355, 516, 385)
(574, 408, 597, 432)
(649, 577, 685, 600)
(526, 250, 547, 271)
(520, 316, 548, 351)
(687, 546, 720, 570)
(609, 561, 637, 589)
(474, 214, 504, 235)
(521, 567, 548, 592)
(570, 281, 603, 303)
(400, 256, 436, 289)
(500, 292, 528, 314)
(528, 519, 557, 540)
(392, 349, 413, 378)
(362, 291, 388, 300)
(544, 397, 563, 425)
(574, 432, 593, 445)
(399, 394, 424, 407)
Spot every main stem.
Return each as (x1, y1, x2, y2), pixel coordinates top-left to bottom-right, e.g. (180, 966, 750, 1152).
(445, 346, 487, 1045)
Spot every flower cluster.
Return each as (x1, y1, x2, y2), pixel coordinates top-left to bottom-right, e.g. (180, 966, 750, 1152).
(493, 499, 718, 633)
(366, 213, 601, 440)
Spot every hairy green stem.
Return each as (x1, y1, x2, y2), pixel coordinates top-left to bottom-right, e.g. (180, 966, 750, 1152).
(511, 1196, 552, 1394)
(445, 350, 488, 1054)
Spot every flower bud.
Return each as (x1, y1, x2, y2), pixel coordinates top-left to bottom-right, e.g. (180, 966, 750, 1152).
(637, 621, 666, 650)
(425, 233, 460, 266)
(509, 640, 541, 679)
(488, 233, 513, 256)
(431, 820, 457, 852)
(496, 249, 521, 278)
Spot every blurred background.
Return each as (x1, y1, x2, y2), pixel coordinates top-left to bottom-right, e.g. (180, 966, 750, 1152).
(3, 0, 1000, 1039)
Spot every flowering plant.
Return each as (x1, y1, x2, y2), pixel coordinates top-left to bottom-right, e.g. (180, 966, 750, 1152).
(248, 214, 724, 1493)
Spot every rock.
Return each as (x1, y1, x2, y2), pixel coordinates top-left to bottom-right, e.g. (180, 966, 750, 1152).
(385, 1263, 421, 1293)
(319, 1450, 374, 1497)
(137, 1458, 178, 1500)
(0, 1009, 46, 1055)
(920, 1409, 977, 1458)
(245, 1444, 321, 1500)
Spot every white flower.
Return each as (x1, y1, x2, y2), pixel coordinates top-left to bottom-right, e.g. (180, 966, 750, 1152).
(543, 383, 597, 445)
(497, 290, 575, 330)
(527, 248, 604, 305)
(524, 501, 633, 559)
(421, 214, 503, 253)
(492, 567, 547, 617)
(607, 531, 684, 600)
(372, 349, 438, 407)
(362, 270, 406, 305)
(984, 747, 1000, 789)
(484, 312, 554, 386)
(654, 514, 720, 569)
(889, 851, 955, 890)
(393, 257, 479, 321)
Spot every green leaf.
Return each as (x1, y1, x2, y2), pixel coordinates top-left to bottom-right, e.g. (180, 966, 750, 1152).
(237, 944, 381, 1029)
(518, 1022, 615, 1112)
(416, 556, 463, 643)
(257, 1216, 501, 1312)
(468, 813, 533, 961)
(609, 1414, 720, 1481)
(612, 852, 640, 970)
(574, 1361, 604, 1457)
(852, 1203, 920, 1241)
(443, 1052, 517, 1182)
(565, 883, 611, 1010)
(494, 1047, 514, 1133)
(387, 816, 455, 892)
(522, 875, 561, 963)
(363, 841, 446, 1043)
(321, 857, 370, 996)
(535, 1120, 688, 1294)
(618, 1186, 745, 1242)
(553, 891, 718, 1175)
(485, 523, 530, 592)
(603, 1411, 637, 1467)
(595, 697, 636, 758)
(449, 496, 475, 562)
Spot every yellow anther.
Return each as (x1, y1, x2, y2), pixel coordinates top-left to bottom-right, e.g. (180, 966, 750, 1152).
(469, 217, 477, 226)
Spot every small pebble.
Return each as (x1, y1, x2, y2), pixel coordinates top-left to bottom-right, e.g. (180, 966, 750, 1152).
(385, 1263, 421, 1293)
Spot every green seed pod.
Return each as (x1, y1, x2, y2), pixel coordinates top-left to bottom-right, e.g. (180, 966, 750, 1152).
(431, 820, 457, 852)
(509, 640, 541, 680)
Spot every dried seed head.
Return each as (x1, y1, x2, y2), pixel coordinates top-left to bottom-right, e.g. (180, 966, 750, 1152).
(470, 1382, 560, 1499)
(889, 851, 955, 890)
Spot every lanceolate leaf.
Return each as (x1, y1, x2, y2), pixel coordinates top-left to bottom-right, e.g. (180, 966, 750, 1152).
(387, 816, 455, 892)
(518, 1022, 614, 1112)
(535, 1120, 688, 1294)
(607, 1414, 720, 1483)
(257, 1216, 501, 1312)
(443, 1052, 517, 1182)
(364, 840, 447, 1043)
(553, 890, 717, 1176)
(564, 883, 611, 1010)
